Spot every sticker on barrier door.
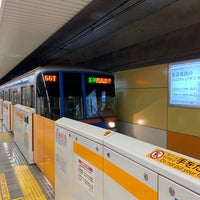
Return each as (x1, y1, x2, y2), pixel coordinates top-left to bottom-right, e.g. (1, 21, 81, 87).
(147, 149, 200, 180)
(76, 156, 95, 197)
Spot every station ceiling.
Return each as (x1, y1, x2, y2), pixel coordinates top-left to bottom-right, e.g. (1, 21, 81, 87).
(1, 0, 200, 84)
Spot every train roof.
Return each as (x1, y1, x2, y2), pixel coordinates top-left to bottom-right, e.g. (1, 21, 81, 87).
(0, 65, 113, 88)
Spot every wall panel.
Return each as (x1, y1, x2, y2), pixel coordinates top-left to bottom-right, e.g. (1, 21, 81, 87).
(115, 64, 168, 89)
(168, 131, 200, 160)
(115, 63, 200, 160)
(168, 107, 200, 137)
(116, 88, 167, 130)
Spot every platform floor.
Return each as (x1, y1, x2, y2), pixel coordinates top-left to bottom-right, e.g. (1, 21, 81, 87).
(0, 121, 55, 200)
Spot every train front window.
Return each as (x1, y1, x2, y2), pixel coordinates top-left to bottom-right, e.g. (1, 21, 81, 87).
(36, 72, 60, 120)
(63, 73, 83, 119)
(85, 73, 116, 118)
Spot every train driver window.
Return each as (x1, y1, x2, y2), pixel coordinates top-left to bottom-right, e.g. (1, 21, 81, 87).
(85, 73, 116, 118)
(36, 72, 60, 120)
(63, 72, 83, 119)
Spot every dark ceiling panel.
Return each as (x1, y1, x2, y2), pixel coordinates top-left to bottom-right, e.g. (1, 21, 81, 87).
(2, 0, 200, 84)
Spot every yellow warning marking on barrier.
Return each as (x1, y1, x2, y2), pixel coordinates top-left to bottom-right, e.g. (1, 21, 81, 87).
(104, 159, 157, 200)
(73, 141, 103, 171)
(0, 173, 11, 200)
(147, 149, 200, 180)
(13, 165, 47, 200)
(13, 198, 25, 200)
(0, 133, 12, 142)
(73, 142, 157, 199)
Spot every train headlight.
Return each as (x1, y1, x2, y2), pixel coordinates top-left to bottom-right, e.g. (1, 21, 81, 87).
(108, 121, 116, 129)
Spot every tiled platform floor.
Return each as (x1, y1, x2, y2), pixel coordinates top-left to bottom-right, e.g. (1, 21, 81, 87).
(0, 121, 55, 200)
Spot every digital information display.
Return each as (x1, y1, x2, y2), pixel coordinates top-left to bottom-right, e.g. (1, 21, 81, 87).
(169, 59, 200, 107)
(44, 75, 57, 82)
(88, 77, 112, 84)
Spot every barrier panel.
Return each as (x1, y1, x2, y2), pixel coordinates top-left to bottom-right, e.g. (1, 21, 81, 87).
(33, 114, 55, 187)
(105, 133, 200, 200)
(3, 100, 11, 131)
(14, 104, 35, 164)
(55, 118, 113, 200)
(55, 117, 200, 200)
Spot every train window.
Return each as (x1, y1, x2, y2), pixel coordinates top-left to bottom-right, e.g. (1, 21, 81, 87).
(4, 90, 9, 101)
(85, 73, 116, 118)
(30, 85, 34, 108)
(21, 87, 25, 105)
(8, 89, 11, 101)
(36, 72, 60, 120)
(22, 86, 32, 107)
(16, 87, 21, 104)
(12, 90, 17, 104)
(0, 91, 3, 99)
(63, 72, 83, 119)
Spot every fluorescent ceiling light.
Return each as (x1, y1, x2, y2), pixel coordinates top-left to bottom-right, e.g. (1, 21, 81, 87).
(0, 0, 2, 8)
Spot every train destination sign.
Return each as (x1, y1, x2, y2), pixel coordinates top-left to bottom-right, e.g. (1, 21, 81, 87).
(88, 77, 112, 84)
(44, 75, 57, 82)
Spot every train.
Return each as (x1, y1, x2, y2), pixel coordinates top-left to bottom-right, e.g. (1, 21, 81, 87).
(0, 66, 117, 129)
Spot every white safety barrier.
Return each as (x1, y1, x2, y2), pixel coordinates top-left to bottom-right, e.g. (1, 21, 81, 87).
(55, 118, 200, 200)
(3, 100, 11, 131)
(0, 99, 3, 120)
(14, 104, 35, 164)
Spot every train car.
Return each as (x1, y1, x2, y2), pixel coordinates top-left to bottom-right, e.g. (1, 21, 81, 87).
(0, 66, 117, 129)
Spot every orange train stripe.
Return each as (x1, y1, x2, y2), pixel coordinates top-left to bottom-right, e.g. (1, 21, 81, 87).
(73, 142, 157, 199)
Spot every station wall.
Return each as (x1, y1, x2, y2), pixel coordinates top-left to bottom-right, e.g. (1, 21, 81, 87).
(114, 64, 200, 160)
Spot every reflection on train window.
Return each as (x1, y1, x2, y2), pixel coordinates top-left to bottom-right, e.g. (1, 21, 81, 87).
(63, 73, 83, 119)
(36, 72, 60, 120)
(85, 73, 116, 118)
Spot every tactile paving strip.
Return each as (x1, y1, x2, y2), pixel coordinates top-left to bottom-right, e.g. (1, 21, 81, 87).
(0, 133, 12, 142)
(0, 128, 55, 200)
(0, 173, 11, 200)
(13, 165, 47, 200)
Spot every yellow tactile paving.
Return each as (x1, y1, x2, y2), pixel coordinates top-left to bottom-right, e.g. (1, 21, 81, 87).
(13, 165, 47, 200)
(0, 173, 11, 200)
(0, 133, 12, 142)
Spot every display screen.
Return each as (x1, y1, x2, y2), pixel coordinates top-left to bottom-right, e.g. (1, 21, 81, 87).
(169, 59, 200, 107)
(88, 77, 112, 84)
(44, 75, 57, 82)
